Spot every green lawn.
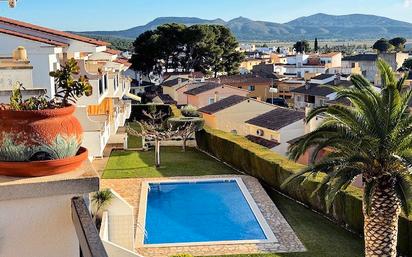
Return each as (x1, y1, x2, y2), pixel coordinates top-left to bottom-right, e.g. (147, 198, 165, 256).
(102, 147, 234, 178)
(102, 146, 364, 257)
(127, 122, 142, 149)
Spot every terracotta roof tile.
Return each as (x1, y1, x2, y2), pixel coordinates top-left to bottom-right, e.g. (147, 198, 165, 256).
(0, 28, 68, 47)
(0, 16, 108, 46)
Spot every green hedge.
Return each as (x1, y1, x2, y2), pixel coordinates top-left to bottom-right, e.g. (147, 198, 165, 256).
(196, 127, 412, 256)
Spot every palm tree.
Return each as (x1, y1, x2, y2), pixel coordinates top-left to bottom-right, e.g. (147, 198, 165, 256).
(283, 60, 412, 257)
(91, 189, 113, 225)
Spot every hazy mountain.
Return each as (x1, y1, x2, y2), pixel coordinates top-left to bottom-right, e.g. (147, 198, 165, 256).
(76, 13, 412, 41)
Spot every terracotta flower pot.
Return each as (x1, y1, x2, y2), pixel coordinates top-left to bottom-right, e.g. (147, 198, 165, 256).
(0, 147, 88, 177)
(0, 104, 83, 163)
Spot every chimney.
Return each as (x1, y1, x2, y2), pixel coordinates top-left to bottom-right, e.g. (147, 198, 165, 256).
(12, 46, 28, 61)
(178, 77, 182, 84)
(305, 83, 310, 90)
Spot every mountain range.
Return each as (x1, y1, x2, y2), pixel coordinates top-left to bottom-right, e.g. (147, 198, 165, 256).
(76, 13, 412, 41)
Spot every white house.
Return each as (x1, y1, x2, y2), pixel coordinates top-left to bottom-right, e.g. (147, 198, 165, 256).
(0, 17, 132, 160)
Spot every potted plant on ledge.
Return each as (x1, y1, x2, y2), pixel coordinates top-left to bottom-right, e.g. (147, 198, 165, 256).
(0, 58, 92, 177)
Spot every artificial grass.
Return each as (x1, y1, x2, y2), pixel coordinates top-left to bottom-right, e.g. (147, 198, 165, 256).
(102, 147, 234, 179)
(127, 122, 142, 149)
(206, 191, 364, 257)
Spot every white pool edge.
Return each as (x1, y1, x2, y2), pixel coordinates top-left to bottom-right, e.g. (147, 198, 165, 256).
(136, 177, 278, 248)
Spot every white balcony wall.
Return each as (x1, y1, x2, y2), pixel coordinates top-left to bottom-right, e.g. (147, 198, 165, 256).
(107, 73, 121, 98)
(75, 107, 110, 159)
(0, 194, 80, 257)
(99, 190, 136, 251)
(75, 60, 109, 106)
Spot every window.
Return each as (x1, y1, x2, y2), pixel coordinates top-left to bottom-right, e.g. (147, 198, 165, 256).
(296, 95, 302, 102)
(320, 98, 327, 106)
(305, 95, 315, 104)
(248, 85, 255, 91)
(98, 79, 103, 95)
(104, 75, 108, 90)
(208, 98, 216, 104)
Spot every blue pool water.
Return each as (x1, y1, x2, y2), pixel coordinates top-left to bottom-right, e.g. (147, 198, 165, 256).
(144, 180, 267, 244)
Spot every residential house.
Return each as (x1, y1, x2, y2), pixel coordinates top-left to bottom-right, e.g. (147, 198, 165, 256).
(245, 108, 305, 156)
(342, 52, 409, 85)
(198, 95, 277, 135)
(183, 82, 249, 108)
(273, 78, 306, 105)
(209, 75, 274, 101)
(0, 17, 132, 160)
(161, 77, 190, 104)
(291, 74, 352, 110)
(239, 58, 267, 74)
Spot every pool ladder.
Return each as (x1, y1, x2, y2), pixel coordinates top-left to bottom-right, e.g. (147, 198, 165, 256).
(135, 222, 149, 239)
(149, 184, 161, 192)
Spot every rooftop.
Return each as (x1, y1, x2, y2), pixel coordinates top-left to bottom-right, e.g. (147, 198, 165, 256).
(245, 134, 280, 148)
(292, 79, 353, 97)
(184, 82, 224, 95)
(0, 28, 68, 47)
(155, 94, 177, 105)
(162, 77, 189, 87)
(246, 108, 305, 130)
(311, 74, 335, 80)
(210, 74, 272, 84)
(0, 16, 108, 46)
(198, 95, 247, 114)
(342, 54, 378, 62)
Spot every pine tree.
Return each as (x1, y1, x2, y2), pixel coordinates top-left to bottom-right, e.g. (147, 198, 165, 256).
(314, 38, 319, 52)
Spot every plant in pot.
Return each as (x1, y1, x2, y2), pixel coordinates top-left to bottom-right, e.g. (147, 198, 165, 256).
(0, 58, 92, 177)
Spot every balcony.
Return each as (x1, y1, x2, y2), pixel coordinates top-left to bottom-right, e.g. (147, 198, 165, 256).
(75, 59, 109, 106)
(75, 107, 111, 159)
(107, 73, 121, 98)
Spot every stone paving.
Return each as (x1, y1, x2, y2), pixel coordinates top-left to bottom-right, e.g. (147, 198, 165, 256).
(101, 175, 305, 257)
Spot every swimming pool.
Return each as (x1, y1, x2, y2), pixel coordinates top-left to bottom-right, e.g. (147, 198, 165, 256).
(138, 178, 277, 246)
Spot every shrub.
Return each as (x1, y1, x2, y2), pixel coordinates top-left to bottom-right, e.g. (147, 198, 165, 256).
(181, 105, 200, 117)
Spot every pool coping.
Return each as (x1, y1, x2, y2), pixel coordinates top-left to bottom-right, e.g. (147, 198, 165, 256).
(136, 177, 278, 247)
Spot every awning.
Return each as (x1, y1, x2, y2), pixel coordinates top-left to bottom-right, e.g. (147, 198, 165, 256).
(126, 92, 141, 102)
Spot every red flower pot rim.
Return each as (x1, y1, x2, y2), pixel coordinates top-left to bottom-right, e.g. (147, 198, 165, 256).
(0, 147, 88, 177)
(0, 104, 75, 119)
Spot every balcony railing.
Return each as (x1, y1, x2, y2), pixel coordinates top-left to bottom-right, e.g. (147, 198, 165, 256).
(71, 197, 108, 257)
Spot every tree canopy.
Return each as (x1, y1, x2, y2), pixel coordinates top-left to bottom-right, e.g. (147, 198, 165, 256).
(293, 40, 311, 53)
(389, 37, 407, 51)
(373, 38, 393, 53)
(373, 37, 406, 53)
(403, 58, 412, 69)
(130, 23, 244, 77)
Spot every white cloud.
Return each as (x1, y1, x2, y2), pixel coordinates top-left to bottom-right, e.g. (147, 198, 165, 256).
(405, 0, 412, 7)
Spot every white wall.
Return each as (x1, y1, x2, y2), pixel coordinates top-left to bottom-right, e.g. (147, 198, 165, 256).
(214, 100, 277, 136)
(0, 68, 33, 89)
(273, 120, 305, 156)
(0, 34, 61, 97)
(0, 194, 79, 257)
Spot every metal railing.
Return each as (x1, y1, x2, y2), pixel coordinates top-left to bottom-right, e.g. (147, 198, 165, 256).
(71, 197, 109, 257)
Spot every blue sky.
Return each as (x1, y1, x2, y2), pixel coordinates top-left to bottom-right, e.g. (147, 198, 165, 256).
(0, 0, 411, 31)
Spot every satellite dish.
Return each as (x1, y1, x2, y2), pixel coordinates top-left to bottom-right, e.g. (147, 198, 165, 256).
(8, 0, 16, 7)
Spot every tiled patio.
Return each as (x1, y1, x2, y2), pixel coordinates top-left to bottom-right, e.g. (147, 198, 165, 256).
(101, 175, 305, 257)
